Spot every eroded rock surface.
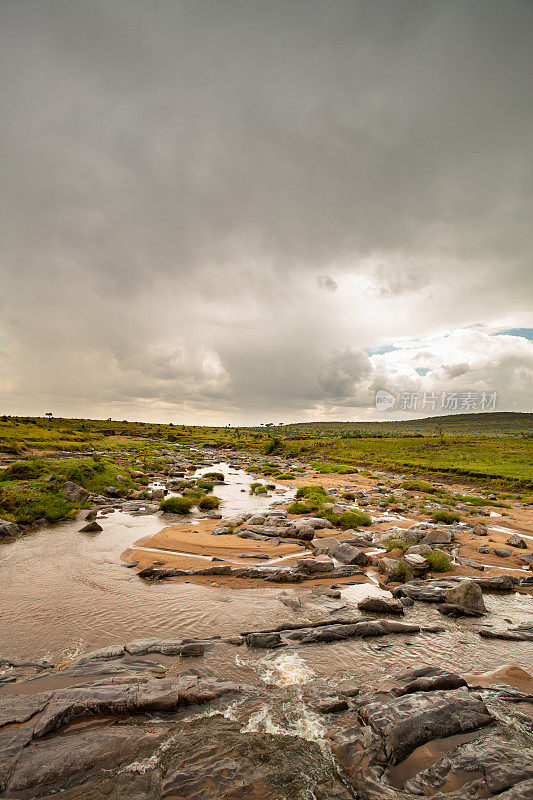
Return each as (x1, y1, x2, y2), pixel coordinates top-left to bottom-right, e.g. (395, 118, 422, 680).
(0, 657, 531, 800)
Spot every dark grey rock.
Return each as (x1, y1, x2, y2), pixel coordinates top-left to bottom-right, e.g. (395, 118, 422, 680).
(357, 596, 404, 615)
(0, 518, 20, 537)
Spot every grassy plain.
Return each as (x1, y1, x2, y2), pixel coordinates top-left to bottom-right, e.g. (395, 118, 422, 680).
(0, 411, 531, 526)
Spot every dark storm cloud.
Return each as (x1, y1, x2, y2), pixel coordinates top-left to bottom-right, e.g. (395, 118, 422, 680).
(0, 1, 532, 421)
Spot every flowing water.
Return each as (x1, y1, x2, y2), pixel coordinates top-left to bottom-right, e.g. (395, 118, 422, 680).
(1, 462, 532, 684)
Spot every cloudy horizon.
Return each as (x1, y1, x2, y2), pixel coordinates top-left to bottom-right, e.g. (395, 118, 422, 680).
(1, 0, 532, 425)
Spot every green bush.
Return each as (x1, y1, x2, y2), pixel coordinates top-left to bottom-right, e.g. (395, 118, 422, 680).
(160, 496, 195, 513)
(278, 473, 295, 480)
(264, 436, 283, 454)
(288, 500, 316, 514)
(430, 509, 460, 524)
(0, 459, 46, 481)
(401, 479, 438, 494)
(296, 485, 328, 500)
(384, 539, 417, 552)
(202, 472, 224, 481)
(334, 509, 372, 528)
(342, 491, 356, 501)
(393, 562, 410, 582)
(0, 486, 79, 524)
(197, 480, 215, 491)
(198, 495, 220, 510)
(423, 549, 452, 571)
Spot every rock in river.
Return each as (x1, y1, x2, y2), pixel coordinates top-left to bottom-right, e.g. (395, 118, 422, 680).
(357, 596, 404, 615)
(438, 579, 488, 617)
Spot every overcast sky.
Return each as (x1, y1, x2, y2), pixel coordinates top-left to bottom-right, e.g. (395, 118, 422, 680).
(1, 0, 532, 424)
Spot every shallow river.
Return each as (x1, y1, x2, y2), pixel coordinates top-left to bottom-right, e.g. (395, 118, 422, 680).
(1, 462, 532, 684)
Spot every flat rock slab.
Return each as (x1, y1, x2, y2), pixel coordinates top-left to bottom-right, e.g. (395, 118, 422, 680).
(360, 688, 493, 764)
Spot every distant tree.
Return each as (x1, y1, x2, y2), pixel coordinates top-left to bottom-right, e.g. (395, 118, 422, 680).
(45, 412, 53, 420)
(264, 435, 283, 455)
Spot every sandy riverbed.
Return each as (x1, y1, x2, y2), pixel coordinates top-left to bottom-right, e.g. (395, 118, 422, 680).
(122, 468, 532, 591)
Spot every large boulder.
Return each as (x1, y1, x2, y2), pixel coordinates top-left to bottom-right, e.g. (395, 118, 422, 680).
(404, 553, 431, 573)
(333, 543, 371, 566)
(79, 521, 103, 533)
(357, 596, 404, 615)
(293, 517, 334, 530)
(359, 688, 493, 764)
(493, 548, 513, 558)
(310, 536, 340, 555)
(421, 529, 453, 546)
(506, 534, 527, 549)
(296, 558, 335, 574)
(439, 579, 487, 617)
(59, 481, 89, 502)
(0, 518, 20, 537)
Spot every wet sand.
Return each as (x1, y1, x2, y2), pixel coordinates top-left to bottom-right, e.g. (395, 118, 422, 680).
(123, 468, 532, 591)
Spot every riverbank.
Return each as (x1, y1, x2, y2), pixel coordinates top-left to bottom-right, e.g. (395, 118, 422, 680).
(121, 461, 533, 591)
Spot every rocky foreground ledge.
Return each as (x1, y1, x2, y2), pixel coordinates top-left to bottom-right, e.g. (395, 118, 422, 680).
(0, 636, 532, 799)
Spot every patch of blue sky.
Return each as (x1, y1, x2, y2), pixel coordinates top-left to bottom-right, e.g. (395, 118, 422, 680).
(364, 344, 398, 356)
(494, 328, 533, 340)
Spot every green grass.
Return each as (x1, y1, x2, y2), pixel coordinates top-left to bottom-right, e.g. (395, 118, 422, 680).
(310, 461, 358, 474)
(430, 509, 461, 524)
(197, 479, 215, 491)
(1, 414, 532, 523)
(288, 500, 317, 514)
(198, 495, 221, 510)
(0, 485, 80, 524)
(400, 479, 438, 494)
(202, 472, 224, 481)
(249, 482, 267, 495)
(329, 509, 372, 528)
(288, 485, 371, 527)
(160, 496, 195, 513)
(384, 539, 418, 552)
(423, 550, 452, 571)
(391, 562, 410, 582)
(0, 455, 140, 524)
(296, 485, 329, 501)
(452, 493, 511, 508)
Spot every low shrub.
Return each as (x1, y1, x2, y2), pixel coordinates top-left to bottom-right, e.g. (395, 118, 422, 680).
(278, 473, 295, 480)
(0, 485, 80, 524)
(197, 480, 215, 491)
(393, 562, 410, 582)
(400, 479, 438, 494)
(160, 496, 195, 514)
(0, 459, 46, 481)
(288, 500, 316, 514)
(384, 539, 417, 552)
(198, 495, 221, 510)
(430, 509, 460, 524)
(264, 435, 283, 455)
(423, 549, 452, 571)
(202, 472, 224, 481)
(329, 509, 372, 528)
(342, 491, 356, 501)
(296, 485, 328, 500)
